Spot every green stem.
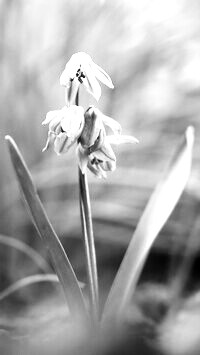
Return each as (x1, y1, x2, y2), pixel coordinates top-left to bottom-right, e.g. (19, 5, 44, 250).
(76, 91, 99, 323)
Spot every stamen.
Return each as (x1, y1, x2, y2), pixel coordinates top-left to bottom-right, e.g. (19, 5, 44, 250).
(91, 157, 103, 165)
(76, 68, 86, 84)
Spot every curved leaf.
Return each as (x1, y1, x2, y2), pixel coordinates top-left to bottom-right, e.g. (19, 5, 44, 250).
(0, 234, 50, 273)
(102, 126, 194, 323)
(5, 136, 87, 320)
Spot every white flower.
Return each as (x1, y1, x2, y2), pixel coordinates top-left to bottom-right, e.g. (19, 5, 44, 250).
(60, 52, 114, 105)
(76, 106, 138, 178)
(77, 137, 116, 179)
(42, 105, 84, 155)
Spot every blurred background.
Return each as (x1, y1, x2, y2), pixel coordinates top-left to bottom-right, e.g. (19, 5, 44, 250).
(1, 0, 200, 353)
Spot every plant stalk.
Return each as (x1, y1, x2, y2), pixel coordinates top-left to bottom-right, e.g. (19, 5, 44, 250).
(79, 170, 99, 322)
(76, 91, 99, 323)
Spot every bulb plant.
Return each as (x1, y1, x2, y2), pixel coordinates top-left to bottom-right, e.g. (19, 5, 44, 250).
(5, 51, 194, 339)
(42, 52, 138, 322)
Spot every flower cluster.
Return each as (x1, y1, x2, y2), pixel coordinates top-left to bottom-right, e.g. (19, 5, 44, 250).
(43, 52, 138, 178)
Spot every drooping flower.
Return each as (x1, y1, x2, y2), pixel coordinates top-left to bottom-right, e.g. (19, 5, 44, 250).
(60, 52, 114, 105)
(42, 105, 84, 155)
(77, 106, 138, 178)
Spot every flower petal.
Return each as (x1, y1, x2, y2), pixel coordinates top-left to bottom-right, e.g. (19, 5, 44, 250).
(42, 110, 62, 125)
(83, 66, 101, 101)
(60, 69, 71, 87)
(87, 128, 105, 154)
(48, 116, 63, 133)
(54, 132, 69, 155)
(76, 144, 88, 174)
(88, 159, 107, 179)
(64, 78, 80, 106)
(101, 160, 116, 172)
(60, 55, 80, 87)
(107, 135, 139, 145)
(42, 132, 56, 152)
(92, 63, 114, 89)
(94, 140, 116, 161)
(61, 105, 84, 137)
(97, 110, 122, 135)
(80, 106, 104, 148)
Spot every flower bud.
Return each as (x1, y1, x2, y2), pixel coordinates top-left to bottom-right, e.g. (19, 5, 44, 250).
(80, 106, 104, 148)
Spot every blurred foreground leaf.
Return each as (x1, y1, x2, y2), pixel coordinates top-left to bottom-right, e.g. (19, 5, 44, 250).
(102, 126, 194, 323)
(0, 234, 50, 273)
(5, 136, 87, 320)
(0, 274, 60, 302)
(0, 273, 84, 303)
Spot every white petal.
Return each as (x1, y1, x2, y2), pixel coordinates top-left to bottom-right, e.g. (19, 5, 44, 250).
(97, 110, 122, 135)
(64, 105, 84, 116)
(54, 132, 69, 155)
(84, 66, 102, 101)
(60, 64, 75, 87)
(101, 160, 116, 172)
(94, 140, 116, 161)
(60, 117, 71, 135)
(42, 110, 62, 125)
(48, 117, 62, 133)
(76, 144, 88, 174)
(77, 52, 92, 64)
(61, 105, 84, 136)
(60, 52, 92, 87)
(106, 135, 139, 145)
(88, 159, 107, 179)
(42, 132, 56, 152)
(64, 78, 80, 106)
(81, 107, 104, 148)
(60, 56, 79, 87)
(93, 63, 114, 88)
(60, 69, 71, 87)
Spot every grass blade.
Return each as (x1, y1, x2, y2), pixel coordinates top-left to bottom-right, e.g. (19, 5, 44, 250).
(102, 126, 194, 323)
(0, 274, 83, 303)
(5, 135, 87, 320)
(0, 234, 50, 273)
(0, 274, 59, 302)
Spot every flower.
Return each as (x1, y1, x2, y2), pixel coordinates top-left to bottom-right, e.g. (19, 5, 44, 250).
(42, 105, 84, 155)
(60, 52, 114, 105)
(77, 143, 116, 179)
(77, 106, 138, 178)
(42, 104, 138, 179)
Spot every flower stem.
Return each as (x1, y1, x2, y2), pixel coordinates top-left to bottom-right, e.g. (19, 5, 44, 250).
(76, 91, 99, 323)
(79, 169, 99, 322)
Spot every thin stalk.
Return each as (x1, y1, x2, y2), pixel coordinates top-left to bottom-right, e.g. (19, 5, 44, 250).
(79, 170, 99, 322)
(76, 91, 99, 323)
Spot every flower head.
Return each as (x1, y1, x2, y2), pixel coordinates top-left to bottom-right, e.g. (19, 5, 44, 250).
(42, 105, 84, 155)
(60, 52, 114, 105)
(77, 106, 138, 178)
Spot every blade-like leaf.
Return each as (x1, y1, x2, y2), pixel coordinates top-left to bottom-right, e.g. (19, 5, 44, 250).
(102, 126, 194, 323)
(5, 136, 87, 319)
(0, 234, 50, 273)
(0, 274, 84, 303)
(0, 274, 59, 302)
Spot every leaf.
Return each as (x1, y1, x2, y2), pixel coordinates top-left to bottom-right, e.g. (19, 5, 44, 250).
(0, 234, 50, 273)
(5, 136, 87, 320)
(0, 274, 59, 302)
(102, 126, 194, 323)
(0, 274, 84, 303)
